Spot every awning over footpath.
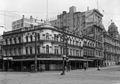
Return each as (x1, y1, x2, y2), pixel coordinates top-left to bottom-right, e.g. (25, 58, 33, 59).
(88, 57, 104, 60)
(12, 57, 93, 62)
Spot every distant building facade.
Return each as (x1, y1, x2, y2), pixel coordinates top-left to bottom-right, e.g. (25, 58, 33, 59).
(104, 22, 120, 66)
(12, 15, 44, 30)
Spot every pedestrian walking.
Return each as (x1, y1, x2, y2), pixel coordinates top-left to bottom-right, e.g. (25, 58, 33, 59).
(83, 62, 87, 70)
(97, 65, 100, 71)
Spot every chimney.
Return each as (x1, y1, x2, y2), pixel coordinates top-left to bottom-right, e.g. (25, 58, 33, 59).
(69, 6, 76, 13)
(30, 16, 33, 19)
(22, 15, 25, 19)
(63, 11, 67, 14)
(87, 6, 89, 11)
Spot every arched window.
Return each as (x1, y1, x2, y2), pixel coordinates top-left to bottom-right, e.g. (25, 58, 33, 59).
(70, 49, 72, 56)
(5, 49, 8, 56)
(46, 33, 49, 40)
(37, 46, 40, 54)
(18, 37, 21, 43)
(10, 38, 12, 44)
(54, 46, 58, 54)
(26, 36, 28, 42)
(26, 47, 28, 55)
(87, 41, 89, 46)
(79, 42, 81, 46)
(60, 46, 63, 54)
(5, 39, 8, 45)
(30, 46, 32, 54)
(37, 33, 40, 41)
(18, 47, 21, 55)
(42, 34, 45, 40)
(70, 39, 72, 44)
(54, 34, 57, 41)
(73, 40, 74, 45)
(30, 35, 33, 42)
(14, 38, 16, 44)
(9, 49, 12, 56)
(14, 48, 16, 55)
(46, 45, 49, 54)
(84, 41, 87, 46)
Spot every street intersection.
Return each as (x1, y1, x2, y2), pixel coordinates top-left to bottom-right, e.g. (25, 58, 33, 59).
(0, 66, 120, 84)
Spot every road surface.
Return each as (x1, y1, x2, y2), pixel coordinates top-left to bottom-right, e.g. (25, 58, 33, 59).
(0, 66, 120, 84)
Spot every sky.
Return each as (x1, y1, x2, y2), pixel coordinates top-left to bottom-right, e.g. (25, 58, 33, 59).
(0, 0, 120, 35)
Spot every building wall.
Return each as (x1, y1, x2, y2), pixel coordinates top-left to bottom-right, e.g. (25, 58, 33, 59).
(3, 25, 86, 60)
(104, 33, 120, 66)
(12, 15, 43, 30)
(50, 6, 83, 32)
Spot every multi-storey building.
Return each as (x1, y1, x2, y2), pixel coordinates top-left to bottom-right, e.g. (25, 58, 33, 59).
(3, 21, 95, 71)
(51, 6, 105, 67)
(12, 15, 43, 30)
(104, 22, 120, 66)
(2, 6, 120, 71)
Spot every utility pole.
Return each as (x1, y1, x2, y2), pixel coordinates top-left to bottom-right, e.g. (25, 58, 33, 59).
(46, 0, 48, 21)
(97, 0, 99, 10)
(0, 26, 5, 71)
(61, 29, 66, 75)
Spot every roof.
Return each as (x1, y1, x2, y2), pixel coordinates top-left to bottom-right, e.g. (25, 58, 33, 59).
(41, 20, 55, 29)
(108, 22, 118, 33)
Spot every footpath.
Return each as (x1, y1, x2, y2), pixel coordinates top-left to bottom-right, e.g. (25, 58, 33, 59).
(68, 65, 120, 73)
(84, 65, 120, 71)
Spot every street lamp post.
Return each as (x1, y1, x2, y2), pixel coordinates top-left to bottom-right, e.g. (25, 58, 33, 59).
(31, 31, 38, 72)
(61, 55, 66, 75)
(97, 58, 100, 70)
(60, 27, 69, 75)
(34, 32, 38, 72)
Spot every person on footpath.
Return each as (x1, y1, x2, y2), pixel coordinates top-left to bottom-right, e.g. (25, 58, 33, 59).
(97, 65, 100, 71)
(83, 62, 87, 70)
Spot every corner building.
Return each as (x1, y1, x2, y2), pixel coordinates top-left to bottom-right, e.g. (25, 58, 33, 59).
(2, 6, 120, 71)
(3, 22, 90, 71)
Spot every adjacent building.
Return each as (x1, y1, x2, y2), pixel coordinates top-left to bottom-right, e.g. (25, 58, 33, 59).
(104, 22, 120, 66)
(51, 6, 105, 67)
(12, 15, 44, 30)
(0, 36, 3, 70)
